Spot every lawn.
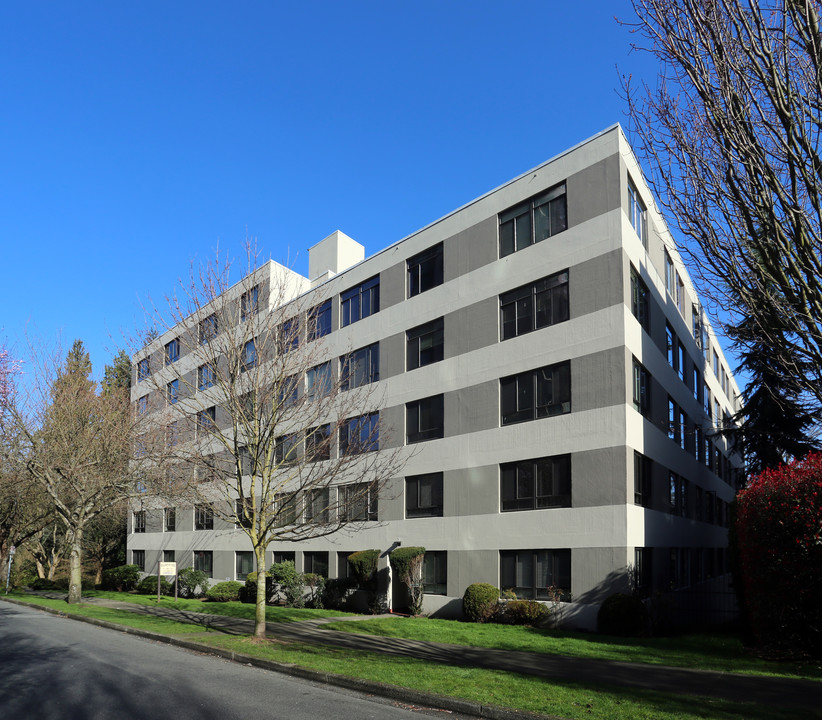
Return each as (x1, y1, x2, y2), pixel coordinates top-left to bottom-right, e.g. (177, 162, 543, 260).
(321, 616, 822, 680)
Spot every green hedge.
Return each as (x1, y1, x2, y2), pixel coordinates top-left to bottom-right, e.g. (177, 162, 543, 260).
(597, 593, 649, 636)
(206, 581, 244, 602)
(136, 575, 173, 595)
(462, 583, 500, 623)
(100, 564, 141, 592)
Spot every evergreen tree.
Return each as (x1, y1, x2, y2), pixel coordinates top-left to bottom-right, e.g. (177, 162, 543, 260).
(102, 349, 132, 395)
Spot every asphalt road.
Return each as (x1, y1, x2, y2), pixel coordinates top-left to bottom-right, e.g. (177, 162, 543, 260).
(0, 603, 441, 720)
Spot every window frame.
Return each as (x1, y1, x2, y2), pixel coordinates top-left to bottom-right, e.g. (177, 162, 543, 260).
(499, 183, 568, 258)
(341, 275, 380, 327)
(628, 180, 647, 248)
(306, 361, 332, 401)
(406, 394, 445, 444)
(194, 504, 214, 531)
(630, 266, 649, 329)
(500, 270, 569, 341)
(340, 412, 379, 456)
(235, 551, 254, 581)
(341, 482, 378, 522)
(307, 299, 331, 341)
(422, 551, 447, 595)
(137, 358, 150, 381)
(406, 317, 444, 371)
(164, 338, 180, 365)
(240, 285, 259, 322)
(499, 548, 571, 600)
(199, 314, 218, 345)
(500, 454, 571, 512)
(164, 507, 176, 532)
(405, 472, 443, 518)
(632, 358, 650, 416)
(197, 363, 215, 391)
(133, 510, 146, 533)
(634, 452, 651, 507)
(340, 342, 380, 391)
(132, 549, 145, 571)
(500, 362, 571, 425)
(193, 550, 213, 576)
(166, 379, 179, 405)
(407, 243, 444, 298)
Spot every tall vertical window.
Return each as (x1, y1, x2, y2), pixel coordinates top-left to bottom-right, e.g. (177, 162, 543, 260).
(704, 386, 712, 419)
(306, 362, 332, 401)
(630, 266, 649, 329)
(278, 318, 300, 354)
(341, 276, 380, 327)
(499, 184, 567, 257)
(279, 374, 300, 409)
(405, 472, 443, 518)
(164, 507, 176, 532)
(632, 359, 650, 416)
(137, 358, 150, 381)
(668, 397, 677, 442)
(305, 488, 330, 524)
(195, 505, 214, 530)
(341, 482, 378, 522)
(406, 318, 444, 370)
(666, 324, 676, 370)
(407, 243, 443, 297)
(275, 493, 298, 526)
(679, 409, 687, 451)
(692, 305, 701, 346)
(500, 362, 571, 425)
(137, 395, 148, 415)
(242, 338, 257, 372)
(194, 550, 213, 576)
(500, 270, 569, 340)
(422, 551, 447, 595)
(669, 472, 681, 515)
(664, 250, 675, 297)
(241, 285, 259, 322)
(676, 273, 685, 315)
(305, 424, 331, 462)
(501, 455, 571, 511)
(132, 549, 145, 571)
(198, 363, 215, 390)
(134, 510, 146, 533)
(308, 300, 331, 340)
(634, 452, 651, 506)
(628, 180, 647, 247)
(275, 433, 301, 464)
(303, 551, 329, 577)
(677, 342, 686, 382)
(693, 368, 701, 401)
(197, 406, 216, 434)
(164, 338, 180, 365)
(500, 549, 571, 600)
(634, 547, 652, 597)
(166, 379, 179, 405)
(235, 498, 253, 529)
(341, 343, 379, 390)
(199, 314, 218, 344)
(406, 394, 445, 443)
(340, 412, 379, 455)
(236, 551, 254, 581)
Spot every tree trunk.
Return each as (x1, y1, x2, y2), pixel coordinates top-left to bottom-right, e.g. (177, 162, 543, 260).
(94, 561, 103, 586)
(67, 528, 83, 604)
(254, 545, 267, 639)
(35, 558, 46, 579)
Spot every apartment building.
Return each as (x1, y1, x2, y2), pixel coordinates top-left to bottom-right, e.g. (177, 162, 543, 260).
(129, 125, 741, 627)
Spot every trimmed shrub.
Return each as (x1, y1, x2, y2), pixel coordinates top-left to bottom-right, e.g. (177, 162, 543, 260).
(734, 453, 822, 656)
(270, 560, 304, 608)
(177, 567, 210, 599)
(136, 575, 173, 595)
(100, 564, 141, 592)
(499, 599, 550, 626)
(597, 593, 649, 636)
(347, 549, 380, 613)
(323, 576, 357, 610)
(206, 581, 243, 602)
(239, 571, 273, 604)
(30, 578, 59, 591)
(462, 582, 500, 623)
(389, 546, 425, 615)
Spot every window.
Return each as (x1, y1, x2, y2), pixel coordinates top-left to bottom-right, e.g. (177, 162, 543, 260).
(163, 549, 175, 563)
(500, 362, 571, 425)
(137, 358, 150, 381)
(338, 552, 355, 580)
(500, 549, 571, 600)
(406, 318, 444, 371)
(194, 550, 213, 576)
(628, 181, 647, 247)
(198, 363, 215, 390)
(634, 452, 651, 507)
(279, 374, 300, 409)
(166, 379, 179, 405)
(407, 243, 443, 297)
(137, 395, 148, 415)
(308, 300, 331, 340)
(341, 482, 378, 522)
(693, 368, 701, 401)
(664, 250, 675, 297)
(235, 497, 253, 529)
(194, 505, 213, 530)
(306, 362, 332, 401)
(134, 510, 146, 533)
(713, 348, 719, 377)
(242, 338, 257, 372)
(164, 338, 180, 365)
(341, 343, 379, 390)
(305, 424, 331, 462)
(677, 343, 686, 383)
(166, 421, 179, 448)
(197, 406, 216, 434)
(499, 184, 567, 257)
(199, 314, 218, 344)
(406, 394, 444, 443)
(240, 285, 259, 322)
(405, 472, 443, 518)
(704, 386, 712, 419)
(676, 273, 685, 315)
(692, 305, 701, 346)
(305, 488, 330, 524)
(340, 412, 379, 455)
(278, 318, 300, 354)
(303, 551, 328, 577)
(275, 493, 298, 526)
(679, 410, 687, 451)
(634, 547, 652, 597)
(275, 433, 301, 464)
(341, 276, 380, 327)
(632, 359, 650, 415)
(132, 549, 145, 571)
(669, 472, 683, 515)
(164, 507, 176, 532)
(500, 270, 569, 341)
(272, 551, 295, 565)
(630, 267, 649, 329)
(668, 397, 677, 442)
(423, 551, 447, 595)
(236, 551, 254, 581)
(501, 455, 571, 511)
(666, 324, 676, 370)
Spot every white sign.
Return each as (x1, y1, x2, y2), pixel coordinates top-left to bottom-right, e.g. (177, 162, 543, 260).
(159, 562, 177, 576)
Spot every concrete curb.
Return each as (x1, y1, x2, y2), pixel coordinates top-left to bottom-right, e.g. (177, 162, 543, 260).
(1, 597, 562, 720)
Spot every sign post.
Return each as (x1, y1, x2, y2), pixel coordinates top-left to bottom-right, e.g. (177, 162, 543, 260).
(158, 561, 177, 602)
(5, 545, 15, 593)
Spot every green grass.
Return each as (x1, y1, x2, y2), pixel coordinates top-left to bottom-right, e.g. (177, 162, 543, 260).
(198, 635, 819, 720)
(321, 616, 822, 680)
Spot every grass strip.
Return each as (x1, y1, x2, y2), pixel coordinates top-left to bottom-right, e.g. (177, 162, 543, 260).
(321, 617, 822, 680)
(198, 634, 820, 720)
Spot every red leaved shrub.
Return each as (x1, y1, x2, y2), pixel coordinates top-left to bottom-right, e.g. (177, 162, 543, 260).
(734, 453, 822, 657)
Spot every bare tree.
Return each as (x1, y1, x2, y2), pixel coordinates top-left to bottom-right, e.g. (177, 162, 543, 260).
(138, 246, 406, 638)
(623, 1, 822, 418)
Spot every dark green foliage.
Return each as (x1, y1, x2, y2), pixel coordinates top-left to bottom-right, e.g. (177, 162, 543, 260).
(389, 546, 425, 615)
(136, 575, 173, 595)
(270, 560, 304, 608)
(102, 349, 132, 395)
(499, 599, 550, 626)
(100, 564, 141, 591)
(597, 593, 649, 636)
(303, 573, 325, 609)
(462, 582, 500, 623)
(177, 567, 210, 598)
(239, 571, 273, 604)
(30, 578, 59, 591)
(206, 581, 243, 602)
(323, 576, 357, 610)
(347, 549, 380, 612)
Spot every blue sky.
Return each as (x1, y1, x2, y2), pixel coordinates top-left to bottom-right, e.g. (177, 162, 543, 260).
(0, 1, 659, 377)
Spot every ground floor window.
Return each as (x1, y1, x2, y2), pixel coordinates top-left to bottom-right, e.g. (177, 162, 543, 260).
(194, 550, 213, 576)
(236, 551, 254, 581)
(303, 551, 328, 578)
(132, 549, 145, 571)
(163, 549, 175, 564)
(500, 549, 570, 600)
(422, 551, 447, 595)
(272, 551, 296, 566)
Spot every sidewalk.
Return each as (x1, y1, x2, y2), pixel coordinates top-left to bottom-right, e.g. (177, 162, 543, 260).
(16, 594, 822, 714)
